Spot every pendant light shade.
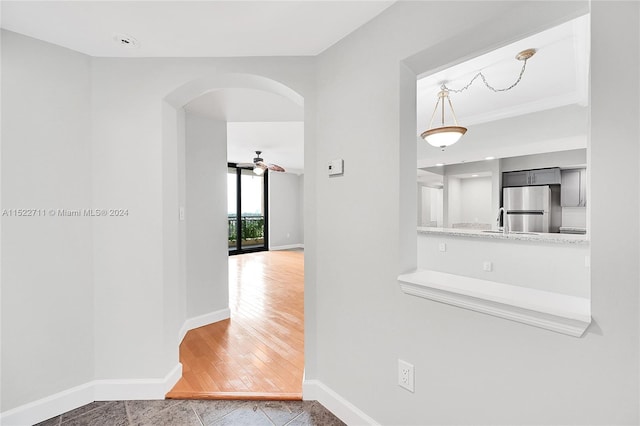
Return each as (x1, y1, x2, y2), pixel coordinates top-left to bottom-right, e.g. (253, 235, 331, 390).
(421, 125, 467, 149)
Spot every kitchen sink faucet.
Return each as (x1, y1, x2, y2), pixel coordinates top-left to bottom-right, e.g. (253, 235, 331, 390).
(497, 207, 509, 235)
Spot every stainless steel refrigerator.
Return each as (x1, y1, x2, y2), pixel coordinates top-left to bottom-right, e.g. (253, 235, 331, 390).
(503, 185, 558, 233)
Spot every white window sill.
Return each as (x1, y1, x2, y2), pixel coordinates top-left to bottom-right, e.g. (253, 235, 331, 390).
(398, 269, 591, 337)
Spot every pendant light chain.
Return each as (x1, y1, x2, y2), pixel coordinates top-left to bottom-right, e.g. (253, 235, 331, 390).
(442, 58, 530, 94)
(421, 48, 535, 150)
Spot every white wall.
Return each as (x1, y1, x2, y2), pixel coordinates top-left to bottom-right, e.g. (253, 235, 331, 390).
(419, 185, 444, 227)
(438, 159, 501, 227)
(445, 176, 461, 226)
(433, 188, 443, 227)
(418, 234, 589, 298)
(419, 185, 430, 226)
(185, 113, 228, 318)
(459, 176, 493, 224)
(1, 31, 93, 411)
(562, 207, 587, 228)
(269, 172, 304, 248)
(316, 2, 639, 425)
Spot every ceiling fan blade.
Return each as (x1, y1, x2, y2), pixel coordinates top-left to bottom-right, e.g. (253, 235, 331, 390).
(236, 162, 255, 168)
(255, 161, 268, 170)
(267, 164, 285, 172)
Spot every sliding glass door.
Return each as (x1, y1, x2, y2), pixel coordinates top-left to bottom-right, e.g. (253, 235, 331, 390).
(227, 164, 269, 254)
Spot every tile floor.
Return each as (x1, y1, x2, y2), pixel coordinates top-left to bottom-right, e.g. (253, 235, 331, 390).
(35, 399, 345, 426)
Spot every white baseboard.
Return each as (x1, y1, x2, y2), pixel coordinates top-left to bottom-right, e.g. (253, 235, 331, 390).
(0, 382, 94, 426)
(178, 307, 231, 344)
(94, 363, 183, 401)
(0, 364, 182, 426)
(303, 379, 379, 426)
(269, 243, 304, 251)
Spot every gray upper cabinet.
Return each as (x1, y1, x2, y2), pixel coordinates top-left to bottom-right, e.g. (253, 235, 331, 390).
(502, 170, 528, 187)
(503, 168, 561, 187)
(529, 168, 561, 185)
(561, 168, 587, 207)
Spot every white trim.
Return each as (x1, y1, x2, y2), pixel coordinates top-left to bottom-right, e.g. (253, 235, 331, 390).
(0, 364, 182, 426)
(303, 379, 380, 426)
(178, 308, 231, 344)
(0, 382, 94, 426)
(94, 363, 183, 401)
(398, 269, 591, 337)
(269, 243, 304, 251)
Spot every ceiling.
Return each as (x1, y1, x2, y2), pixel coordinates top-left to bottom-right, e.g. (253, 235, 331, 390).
(1, 1, 388, 174)
(1, 1, 394, 57)
(184, 89, 304, 173)
(417, 14, 590, 167)
(226, 122, 304, 174)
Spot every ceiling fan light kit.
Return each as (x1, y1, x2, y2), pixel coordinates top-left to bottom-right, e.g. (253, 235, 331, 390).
(237, 150, 286, 174)
(421, 48, 536, 150)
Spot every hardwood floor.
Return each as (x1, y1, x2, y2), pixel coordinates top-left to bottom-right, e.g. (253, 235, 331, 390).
(166, 250, 304, 400)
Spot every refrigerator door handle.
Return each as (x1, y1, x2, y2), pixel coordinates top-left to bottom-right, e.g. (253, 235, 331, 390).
(507, 210, 545, 215)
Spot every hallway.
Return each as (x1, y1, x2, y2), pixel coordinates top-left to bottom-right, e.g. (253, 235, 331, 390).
(167, 250, 304, 400)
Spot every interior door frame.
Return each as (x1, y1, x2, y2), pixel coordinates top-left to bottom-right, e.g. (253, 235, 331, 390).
(228, 162, 269, 255)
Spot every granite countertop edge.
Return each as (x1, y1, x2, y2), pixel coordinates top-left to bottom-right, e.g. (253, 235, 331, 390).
(417, 227, 589, 245)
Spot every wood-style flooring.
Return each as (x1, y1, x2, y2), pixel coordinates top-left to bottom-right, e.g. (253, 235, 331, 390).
(166, 250, 304, 400)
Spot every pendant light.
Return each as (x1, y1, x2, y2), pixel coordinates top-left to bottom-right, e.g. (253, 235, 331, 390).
(421, 88, 467, 150)
(420, 48, 536, 150)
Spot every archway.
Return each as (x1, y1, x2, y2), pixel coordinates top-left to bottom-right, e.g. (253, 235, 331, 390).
(161, 72, 306, 399)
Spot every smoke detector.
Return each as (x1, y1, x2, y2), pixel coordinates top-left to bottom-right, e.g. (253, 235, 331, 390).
(113, 34, 139, 48)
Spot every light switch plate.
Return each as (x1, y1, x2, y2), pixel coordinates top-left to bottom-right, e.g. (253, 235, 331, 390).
(438, 243, 446, 252)
(328, 159, 344, 176)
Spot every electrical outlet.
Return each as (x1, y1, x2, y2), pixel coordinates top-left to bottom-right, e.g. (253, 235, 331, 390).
(398, 359, 414, 392)
(438, 243, 446, 252)
(483, 261, 492, 272)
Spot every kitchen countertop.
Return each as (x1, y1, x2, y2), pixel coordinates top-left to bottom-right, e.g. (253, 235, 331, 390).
(418, 227, 589, 245)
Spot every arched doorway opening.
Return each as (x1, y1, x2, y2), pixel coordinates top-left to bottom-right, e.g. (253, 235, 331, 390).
(161, 73, 305, 399)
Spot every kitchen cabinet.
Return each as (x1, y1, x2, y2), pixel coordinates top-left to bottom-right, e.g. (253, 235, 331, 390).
(529, 168, 561, 185)
(502, 170, 528, 187)
(561, 168, 587, 207)
(503, 168, 561, 187)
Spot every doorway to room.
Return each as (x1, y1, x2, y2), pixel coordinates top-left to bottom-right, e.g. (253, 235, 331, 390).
(163, 73, 305, 401)
(227, 163, 269, 255)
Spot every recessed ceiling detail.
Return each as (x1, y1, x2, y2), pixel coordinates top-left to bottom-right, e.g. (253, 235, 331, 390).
(417, 14, 590, 132)
(417, 14, 590, 168)
(113, 34, 138, 49)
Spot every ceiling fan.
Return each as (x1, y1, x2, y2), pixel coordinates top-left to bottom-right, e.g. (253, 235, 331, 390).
(237, 150, 285, 175)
